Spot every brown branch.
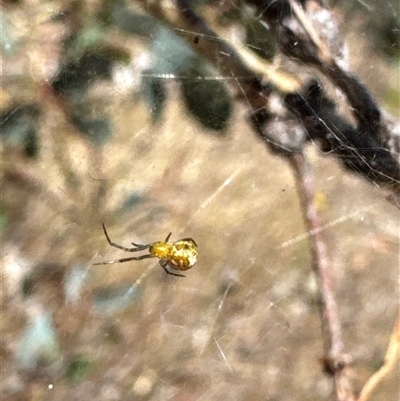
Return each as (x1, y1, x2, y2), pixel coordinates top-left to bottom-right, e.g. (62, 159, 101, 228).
(289, 152, 355, 401)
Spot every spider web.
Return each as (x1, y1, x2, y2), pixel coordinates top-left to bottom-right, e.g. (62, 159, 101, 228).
(90, 30, 399, 397)
(2, 1, 399, 401)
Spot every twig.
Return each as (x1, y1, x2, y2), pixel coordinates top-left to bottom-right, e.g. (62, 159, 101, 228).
(289, 152, 355, 401)
(288, 0, 332, 63)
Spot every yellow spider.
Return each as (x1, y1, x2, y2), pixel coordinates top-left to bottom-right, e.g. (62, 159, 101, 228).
(94, 223, 198, 277)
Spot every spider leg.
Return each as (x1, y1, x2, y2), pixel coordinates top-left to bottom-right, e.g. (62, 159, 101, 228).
(94, 254, 154, 266)
(165, 232, 172, 242)
(131, 242, 151, 249)
(180, 237, 197, 247)
(101, 223, 150, 252)
(159, 260, 186, 277)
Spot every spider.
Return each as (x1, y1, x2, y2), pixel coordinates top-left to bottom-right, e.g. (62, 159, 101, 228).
(94, 223, 198, 277)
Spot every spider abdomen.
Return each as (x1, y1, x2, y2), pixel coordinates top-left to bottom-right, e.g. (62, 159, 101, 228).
(151, 240, 198, 271)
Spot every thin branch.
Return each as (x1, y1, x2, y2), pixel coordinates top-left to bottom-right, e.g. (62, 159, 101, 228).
(289, 152, 355, 401)
(288, 0, 332, 63)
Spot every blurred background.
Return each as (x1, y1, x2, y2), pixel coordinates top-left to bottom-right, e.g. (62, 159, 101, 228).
(1, 1, 399, 400)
